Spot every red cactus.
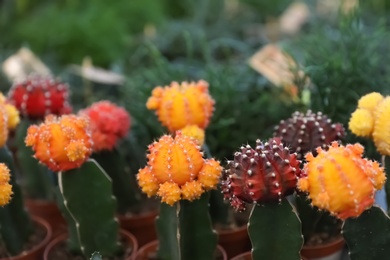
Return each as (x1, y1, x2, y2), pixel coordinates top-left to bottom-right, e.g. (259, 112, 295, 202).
(221, 138, 302, 211)
(273, 110, 345, 159)
(7, 75, 71, 119)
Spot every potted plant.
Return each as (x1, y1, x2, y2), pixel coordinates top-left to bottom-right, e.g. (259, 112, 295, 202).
(135, 131, 227, 260)
(24, 114, 138, 259)
(272, 110, 346, 259)
(79, 100, 158, 247)
(146, 79, 251, 257)
(0, 101, 52, 260)
(6, 74, 72, 234)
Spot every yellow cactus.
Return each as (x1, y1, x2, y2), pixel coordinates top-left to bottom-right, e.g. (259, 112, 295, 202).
(0, 93, 19, 130)
(25, 114, 93, 172)
(298, 142, 385, 220)
(357, 92, 384, 111)
(180, 125, 205, 146)
(137, 132, 222, 206)
(0, 163, 12, 206)
(372, 97, 390, 156)
(349, 108, 374, 137)
(0, 104, 8, 148)
(146, 80, 215, 133)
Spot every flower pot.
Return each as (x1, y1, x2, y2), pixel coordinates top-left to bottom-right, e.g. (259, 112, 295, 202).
(0, 215, 53, 260)
(136, 240, 227, 260)
(43, 230, 138, 260)
(25, 199, 66, 236)
(231, 251, 310, 260)
(216, 224, 251, 259)
(118, 210, 158, 247)
(300, 236, 345, 260)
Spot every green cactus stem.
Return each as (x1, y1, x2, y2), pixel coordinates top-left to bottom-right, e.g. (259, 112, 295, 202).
(0, 146, 33, 255)
(343, 206, 390, 260)
(58, 159, 121, 258)
(156, 192, 218, 260)
(15, 119, 54, 200)
(248, 198, 303, 260)
(92, 149, 141, 213)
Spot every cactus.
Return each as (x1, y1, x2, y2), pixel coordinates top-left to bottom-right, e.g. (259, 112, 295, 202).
(59, 159, 121, 257)
(137, 132, 222, 259)
(7, 74, 71, 119)
(221, 138, 303, 259)
(342, 206, 390, 260)
(90, 252, 103, 260)
(146, 80, 215, 133)
(0, 146, 33, 255)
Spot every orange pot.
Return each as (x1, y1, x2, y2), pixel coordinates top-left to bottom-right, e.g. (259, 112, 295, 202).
(217, 224, 251, 259)
(1, 215, 53, 260)
(300, 236, 345, 260)
(43, 230, 138, 260)
(136, 240, 227, 260)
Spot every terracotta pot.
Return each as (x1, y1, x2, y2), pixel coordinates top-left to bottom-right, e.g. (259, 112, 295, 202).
(0, 215, 53, 260)
(300, 236, 345, 260)
(43, 230, 138, 260)
(136, 240, 227, 260)
(230, 251, 310, 260)
(217, 224, 251, 259)
(118, 210, 158, 247)
(25, 199, 66, 236)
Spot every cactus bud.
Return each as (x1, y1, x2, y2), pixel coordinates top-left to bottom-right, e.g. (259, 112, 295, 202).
(0, 163, 12, 206)
(273, 110, 345, 159)
(25, 114, 92, 172)
(180, 125, 205, 146)
(79, 100, 131, 152)
(146, 80, 215, 132)
(7, 75, 72, 119)
(297, 142, 386, 220)
(0, 104, 8, 148)
(221, 138, 302, 211)
(137, 132, 222, 206)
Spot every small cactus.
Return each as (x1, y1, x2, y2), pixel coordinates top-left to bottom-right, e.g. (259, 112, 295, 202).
(7, 74, 71, 119)
(146, 80, 215, 133)
(25, 114, 93, 172)
(180, 125, 205, 146)
(297, 142, 386, 220)
(221, 138, 302, 211)
(273, 110, 345, 159)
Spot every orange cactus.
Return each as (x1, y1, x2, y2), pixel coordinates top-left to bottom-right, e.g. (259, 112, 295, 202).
(0, 163, 12, 206)
(25, 114, 93, 172)
(298, 142, 386, 220)
(146, 80, 215, 133)
(137, 132, 222, 206)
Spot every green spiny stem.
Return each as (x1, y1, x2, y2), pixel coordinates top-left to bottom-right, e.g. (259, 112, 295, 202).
(59, 159, 121, 258)
(156, 203, 180, 260)
(179, 192, 218, 260)
(92, 149, 141, 214)
(15, 119, 54, 200)
(0, 146, 33, 255)
(343, 206, 390, 260)
(248, 198, 303, 260)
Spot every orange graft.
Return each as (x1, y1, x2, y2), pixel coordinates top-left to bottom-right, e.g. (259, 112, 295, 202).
(298, 142, 386, 220)
(137, 132, 222, 206)
(25, 114, 92, 172)
(146, 80, 215, 133)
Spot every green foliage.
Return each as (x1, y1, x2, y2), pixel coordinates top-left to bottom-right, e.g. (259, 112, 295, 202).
(0, 146, 33, 255)
(248, 198, 303, 260)
(59, 159, 121, 258)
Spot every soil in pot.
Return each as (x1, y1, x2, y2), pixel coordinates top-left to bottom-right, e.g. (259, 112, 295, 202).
(136, 241, 227, 260)
(0, 215, 53, 260)
(44, 230, 138, 260)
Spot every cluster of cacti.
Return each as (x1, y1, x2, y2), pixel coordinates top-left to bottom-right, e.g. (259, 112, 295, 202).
(7, 75, 71, 119)
(349, 92, 390, 156)
(79, 100, 131, 152)
(273, 110, 345, 159)
(137, 131, 222, 206)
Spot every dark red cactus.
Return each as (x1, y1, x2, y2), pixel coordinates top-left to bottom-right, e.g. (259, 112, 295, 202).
(221, 138, 302, 211)
(7, 75, 71, 119)
(273, 110, 345, 159)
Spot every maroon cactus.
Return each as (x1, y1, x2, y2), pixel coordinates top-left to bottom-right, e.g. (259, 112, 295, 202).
(273, 110, 345, 159)
(221, 138, 302, 211)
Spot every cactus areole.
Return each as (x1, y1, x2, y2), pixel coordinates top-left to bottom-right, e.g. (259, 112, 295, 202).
(8, 75, 71, 119)
(221, 138, 302, 211)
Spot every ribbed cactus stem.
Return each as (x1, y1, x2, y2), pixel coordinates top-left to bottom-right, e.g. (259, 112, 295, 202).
(342, 206, 390, 260)
(248, 198, 303, 260)
(0, 146, 33, 255)
(58, 159, 121, 258)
